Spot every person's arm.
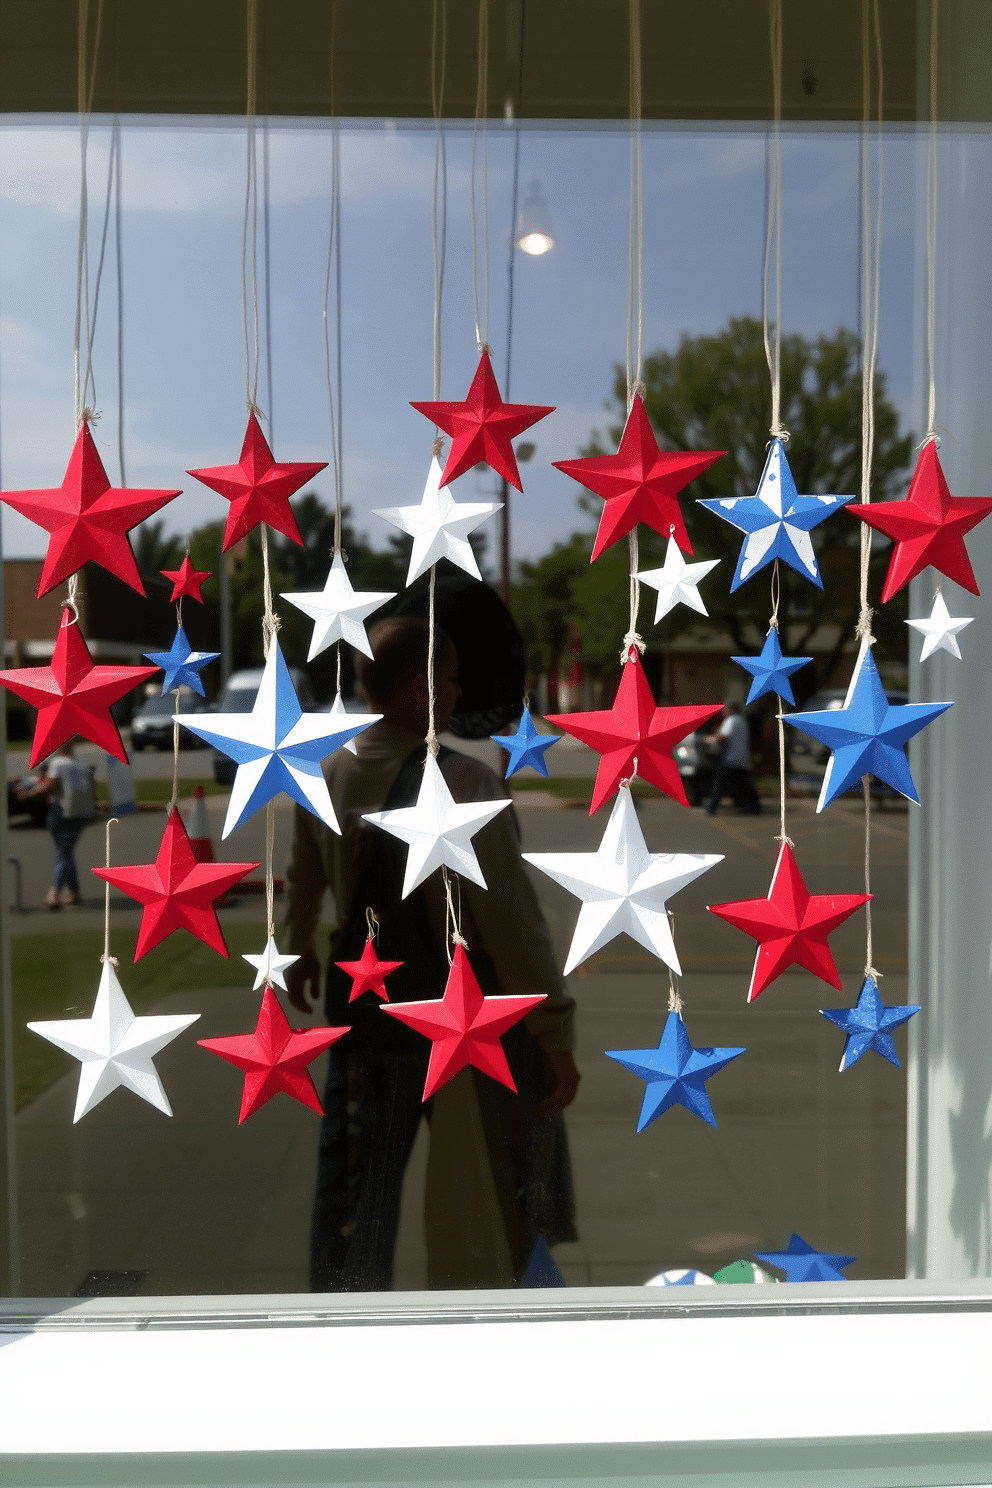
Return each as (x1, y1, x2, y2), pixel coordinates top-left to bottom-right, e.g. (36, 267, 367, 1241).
(283, 804, 330, 1013)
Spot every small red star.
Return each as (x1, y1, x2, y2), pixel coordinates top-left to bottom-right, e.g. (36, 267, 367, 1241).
(382, 944, 545, 1100)
(0, 610, 158, 766)
(546, 649, 723, 813)
(336, 936, 403, 1002)
(411, 349, 554, 491)
(0, 422, 180, 597)
(198, 988, 349, 1123)
(187, 412, 327, 552)
(161, 555, 212, 604)
(553, 393, 725, 561)
(92, 807, 258, 960)
(850, 440, 992, 601)
(708, 841, 871, 1002)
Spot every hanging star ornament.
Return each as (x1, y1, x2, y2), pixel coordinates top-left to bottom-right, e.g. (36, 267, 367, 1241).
(849, 440, 992, 601)
(364, 750, 512, 898)
(821, 975, 920, 1071)
(492, 705, 559, 778)
(785, 638, 951, 812)
(754, 1233, 855, 1283)
(698, 436, 855, 591)
(0, 422, 180, 598)
(411, 347, 554, 490)
(27, 960, 199, 1123)
(92, 807, 258, 960)
(906, 591, 973, 661)
(524, 784, 723, 975)
(198, 988, 349, 1123)
(0, 611, 158, 767)
(554, 394, 724, 562)
(281, 553, 395, 662)
(177, 639, 380, 838)
(187, 411, 326, 551)
(161, 556, 212, 604)
(733, 628, 812, 706)
(243, 937, 300, 992)
(636, 536, 720, 622)
(374, 457, 501, 586)
(336, 937, 403, 1002)
(328, 692, 358, 756)
(708, 841, 870, 1002)
(144, 625, 221, 696)
(382, 943, 545, 1100)
(607, 1010, 745, 1130)
(547, 648, 722, 814)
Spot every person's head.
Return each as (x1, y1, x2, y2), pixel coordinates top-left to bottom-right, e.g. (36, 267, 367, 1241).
(359, 618, 459, 736)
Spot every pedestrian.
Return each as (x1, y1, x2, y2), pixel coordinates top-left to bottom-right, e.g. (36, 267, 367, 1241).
(20, 741, 97, 909)
(707, 700, 761, 816)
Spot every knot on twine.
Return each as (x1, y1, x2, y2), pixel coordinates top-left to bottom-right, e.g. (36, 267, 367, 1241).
(262, 609, 281, 658)
(919, 430, 942, 449)
(865, 964, 883, 981)
(431, 435, 445, 460)
(477, 342, 493, 357)
(632, 379, 647, 402)
(450, 930, 469, 950)
(768, 426, 791, 446)
(365, 905, 380, 941)
(426, 727, 440, 758)
(620, 632, 646, 664)
(668, 986, 683, 1015)
(855, 606, 875, 645)
(774, 831, 795, 850)
(61, 596, 80, 622)
(619, 756, 639, 791)
(246, 399, 266, 422)
(78, 406, 100, 429)
(332, 545, 348, 565)
(100, 953, 119, 968)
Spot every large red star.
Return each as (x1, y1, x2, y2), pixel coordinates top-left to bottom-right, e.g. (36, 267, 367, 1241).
(336, 936, 403, 1002)
(198, 988, 349, 1123)
(546, 648, 723, 814)
(161, 555, 212, 604)
(708, 842, 871, 1003)
(850, 440, 992, 601)
(382, 944, 545, 1100)
(0, 611, 158, 766)
(411, 349, 554, 491)
(553, 393, 725, 561)
(0, 423, 180, 597)
(187, 412, 326, 552)
(92, 807, 258, 960)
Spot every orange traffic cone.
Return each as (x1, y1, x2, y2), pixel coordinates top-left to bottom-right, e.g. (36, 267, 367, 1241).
(189, 786, 215, 863)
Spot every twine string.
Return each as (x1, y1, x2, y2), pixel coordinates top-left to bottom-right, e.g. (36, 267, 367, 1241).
(625, 0, 643, 405)
(442, 866, 466, 964)
(171, 688, 181, 810)
(762, 0, 788, 442)
(925, 0, 939, 442)
(426, 564, 439, 755)
(242, 0, 262, 415)
(857, 0, 884, 645)
(73, 0, 106, 433)
(113, 114, 125, 483)
(775, 703, 792, 847)
(100, 816, 119, 967)
(265, 799, 276, 946)
(323, 121, 344, 555)
(260, 525, 280, 658)
(365, 905, 380, 942)
(861, 777, 880, 978)
(470, 0, 490, 351)
(667, 915, 682, 1015)
(431, 0, 448, 402)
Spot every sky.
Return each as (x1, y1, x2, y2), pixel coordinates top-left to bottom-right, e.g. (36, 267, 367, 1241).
(0, 117, 921, 568)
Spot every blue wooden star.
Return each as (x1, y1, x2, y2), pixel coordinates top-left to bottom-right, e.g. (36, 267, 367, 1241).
(492, 705, 558, 778)
(606, 1010, 744, 1130)
(784, 638, 951, 812)
(733, 628, 812, 705)
(821, 975, 920, 1071)
(521, 1236, 566, 1288)
(754, 1233, 855, 1282)
(697, 437, 855, 591)
(144, 625, 221, 696)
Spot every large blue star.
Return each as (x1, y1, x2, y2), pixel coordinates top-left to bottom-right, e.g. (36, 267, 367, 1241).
(784, 639, 951, 812)
(821, 975, 920, 1071)
(754, 1233, 855, 1282)
(606, 1010, 744, 1131)
(492, 705, 559, 778)
(144, 625, 220, 696)
(697, 438, 855, 591)
(733, 628, 812, 706)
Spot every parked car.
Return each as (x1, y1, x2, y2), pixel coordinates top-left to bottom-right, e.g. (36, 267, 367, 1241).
(210, 666, 315, 785)
(7, 768, 50, 828)
(674, 728, 722, 807)
(131, 688, 209, 751)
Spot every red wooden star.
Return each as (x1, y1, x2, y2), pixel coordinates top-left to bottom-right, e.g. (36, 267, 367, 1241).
(0, 611, 158, 766)
(198, 988, 349, 1123)
(546, 649, 723, 813)
(0, 422, 181, 597)
(411, 349, 554, 491)
(708, 841, 871, 1002)
(553, 393, 725, 561)
(336, 936, 403, 1002)
(850, 440, 992, 601)
(92, 807, 258, 960)
(187, 412, 327, 552)
(161, 555, 212, 604)
(382, 944, 545, 1100)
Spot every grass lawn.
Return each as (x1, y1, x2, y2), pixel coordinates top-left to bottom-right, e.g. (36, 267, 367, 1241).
(93, 777, 229, 805)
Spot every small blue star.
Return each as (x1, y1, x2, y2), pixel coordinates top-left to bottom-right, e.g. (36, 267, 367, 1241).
(492, 705, 558, 778)
(606, 1010, 745, 1130)
(754, 1233, 855, 1283)
(821, 975, 920, 1071)
(144, 625, 221, 696)
(785, 638, 951, 812)
(733, 629, 812, 706)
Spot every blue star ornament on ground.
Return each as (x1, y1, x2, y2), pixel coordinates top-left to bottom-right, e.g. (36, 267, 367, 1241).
(821, 975, 920, 1071)
(492, 706, 558, 778)
(754, 1233, 855, 1282)
(733, 628, 812, 706)
(606, 1010, 745, 1131)
(697, 438, 855, 591)
(785, 637, 951, 812)
(144, 626, 221, 696)
(177, 640, 380, 838)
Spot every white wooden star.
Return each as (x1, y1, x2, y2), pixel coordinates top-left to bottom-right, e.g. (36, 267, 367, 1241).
(243, 936, 300, 991)
(328, 691, 358, 755)
(905, 591, 973, 661)
(636, 537, 720, 622)
(374, 457, 501, 585)
(27, 961, 199, 1122)
(281, 554, 395, 662)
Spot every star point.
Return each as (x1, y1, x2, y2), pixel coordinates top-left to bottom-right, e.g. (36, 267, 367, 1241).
(906, 591, 973, 661)
(636, 536, 720, 622)
(821, 975, 920, 1071)
(374, 457, 501, 586)
(198, 987, 349, 1122)
(281, 553, 395, 662)
(336, 936, 403, 1002)
(733, 628, 812, 706)
(754, 1232, 855, 1283)
(144, 625, 221, 696)
(607, 1009, 745, 1129)
(187, 412, 326, 552)
(492, 705, 559, 777)
(243, 936, 300, 992)
(161, 556, 212, 604)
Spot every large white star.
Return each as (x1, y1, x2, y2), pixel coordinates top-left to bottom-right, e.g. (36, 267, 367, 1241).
(243, 936, 300, 991)
(524, 786, 723, 975)
(363, 750, 512, 897)
(636, 537, 720, 622)
(281, 554, 395, 662)
(905, 591, 973, 661)
(27, 961, 199, 1123)
(374, 457, 502, 585)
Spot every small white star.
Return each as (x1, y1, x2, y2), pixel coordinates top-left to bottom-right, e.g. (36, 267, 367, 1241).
(374, 457, 501, 585)
(243, 936, 300, 991)
(906, 591, 973, 661)
(636, 537, 720, 622)
(281, 554, 395, 662)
